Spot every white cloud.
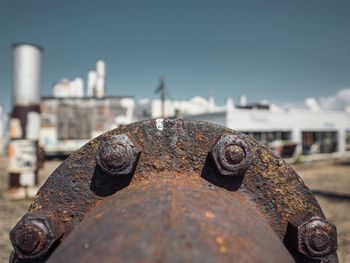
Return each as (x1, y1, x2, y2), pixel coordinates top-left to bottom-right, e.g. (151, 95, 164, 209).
(305, 97, 321, 112)
(319, 88, 350, 111)
(279, 88, 350, 111)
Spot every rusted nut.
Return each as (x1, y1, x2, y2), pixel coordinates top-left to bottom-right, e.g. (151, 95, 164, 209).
(211, 133, 252, 176)
(287, 214, 337, 259)
(96, 133, 141, 175)
(9, 213, 64, 259)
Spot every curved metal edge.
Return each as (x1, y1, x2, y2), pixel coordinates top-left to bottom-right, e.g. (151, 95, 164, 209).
(9, 119, 332, 261)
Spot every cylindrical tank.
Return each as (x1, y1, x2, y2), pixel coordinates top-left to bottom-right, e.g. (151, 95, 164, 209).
(239, 95, 247, 107)
(87, 71, 97, 97)
(12, 43, 43, 105)
(71, 78, 84, 97)
(96, 60, 106, 98)
(8, 43, 43, 199)
(96, 60, 106, 77)
(95, 77, 105, 98)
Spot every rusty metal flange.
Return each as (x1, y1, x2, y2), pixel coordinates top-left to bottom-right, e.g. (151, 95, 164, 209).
(9, 119, 338, 263)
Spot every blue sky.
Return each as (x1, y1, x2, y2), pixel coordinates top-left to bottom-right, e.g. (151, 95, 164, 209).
(0, 0, 350, 112)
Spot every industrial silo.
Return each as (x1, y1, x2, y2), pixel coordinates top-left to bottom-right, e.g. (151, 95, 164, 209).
(7, 43, 43, 199)
(96, 60, 106, 98)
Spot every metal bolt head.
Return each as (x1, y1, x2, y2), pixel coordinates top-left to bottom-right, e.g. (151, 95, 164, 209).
(288, 215, 337, 259)
(13, 224, 43, 254)
(9, 214, 63, 259)
(211, 134, 252, 176)
(96, 133, 141, 175)
(223, 144, 245, 165)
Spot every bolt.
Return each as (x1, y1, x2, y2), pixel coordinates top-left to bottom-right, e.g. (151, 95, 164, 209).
(10, 213, 63, 259)
(13, 224, 43, 254)
(287, 213, 337, 259)
(96, 133, 141, 175)
(223, 144, 245, 165)
(211, 134, 252, 176)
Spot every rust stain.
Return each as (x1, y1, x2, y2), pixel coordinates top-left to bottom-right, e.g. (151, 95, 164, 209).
(204, 211, 215, 219)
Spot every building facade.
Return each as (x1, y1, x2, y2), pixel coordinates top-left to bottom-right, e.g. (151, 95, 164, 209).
(183, 102, 350, 159)
(136, 96, 224, 119)
(40, 96, 135, 156)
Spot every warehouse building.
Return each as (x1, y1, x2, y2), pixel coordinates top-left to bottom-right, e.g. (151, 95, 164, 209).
(40, 96, 135, 157)
(40, 60, 135, 157)
(182, 99, 350, 159)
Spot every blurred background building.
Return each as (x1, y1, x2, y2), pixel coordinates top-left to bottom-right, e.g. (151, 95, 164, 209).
(53, 78, 84, 98)
(136, 96, 222, 119)
(40, 60, 135, 157)
(40, 96, 135, 157)
(182, 96, 350, 159)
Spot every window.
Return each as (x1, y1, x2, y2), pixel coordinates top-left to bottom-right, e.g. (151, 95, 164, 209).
(302, 131, 338, 155)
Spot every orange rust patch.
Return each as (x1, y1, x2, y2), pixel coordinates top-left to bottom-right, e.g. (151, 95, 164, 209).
(204, 211, 215, 219)
(95, 212, 104, 219)
(215, 236, 225, 245)
(219, 246, 227, 253)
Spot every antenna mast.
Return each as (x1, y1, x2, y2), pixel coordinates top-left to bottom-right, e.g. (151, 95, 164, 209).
(155, 77, 165, 118)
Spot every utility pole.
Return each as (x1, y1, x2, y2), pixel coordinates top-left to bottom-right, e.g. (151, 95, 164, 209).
(155, 77, 165, 118)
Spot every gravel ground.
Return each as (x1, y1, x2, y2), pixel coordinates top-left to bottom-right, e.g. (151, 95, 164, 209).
(294, 160, 350, 263)
(0, 157, 349, 263)
(0, 158, 61, 263)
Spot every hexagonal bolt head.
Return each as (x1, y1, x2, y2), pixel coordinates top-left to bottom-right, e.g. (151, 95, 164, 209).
(211, 134, 252, 176)
(287, 214, 337, 259)
(9, 213, 64, 259)
(96, 133, 142, 176)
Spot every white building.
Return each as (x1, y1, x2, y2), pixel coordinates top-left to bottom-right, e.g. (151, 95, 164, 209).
(53, 78, 84, 98)
(136, 96, 224, 119)
(40, 59, 116, 156)
(87, 60, 106, 98)
(40, 96, 135, 157)
(183, 99, 350, 159)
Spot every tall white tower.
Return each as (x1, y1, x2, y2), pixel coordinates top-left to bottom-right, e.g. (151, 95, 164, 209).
(87, 70, 97, 97)
(95, 60, 106, 98)
(8, 43, 43, 199)
(239, 95, 247, 107)
(12, 43, 42, 105)
(87, 60, 106, 98)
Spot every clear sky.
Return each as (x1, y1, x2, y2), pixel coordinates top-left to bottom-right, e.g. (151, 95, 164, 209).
(0, 0, 349, 112)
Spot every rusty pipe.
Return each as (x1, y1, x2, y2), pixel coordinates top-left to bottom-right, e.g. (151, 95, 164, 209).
(48, 177, 295, 263)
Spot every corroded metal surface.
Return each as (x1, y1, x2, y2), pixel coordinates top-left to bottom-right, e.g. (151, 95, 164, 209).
(286, 212, 337, 262)
(48, 177, 295, 263)
(9, 119, 338, 262)
(96, 133, 141, 176)
(10, 214, 63, 260)
(211, 133, 252, 177)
